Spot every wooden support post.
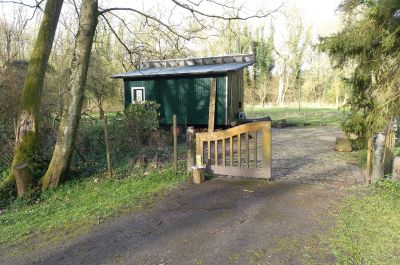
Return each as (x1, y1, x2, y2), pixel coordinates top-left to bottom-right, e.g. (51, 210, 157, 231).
(262, 124, 271, 179)
(365, 138, 373, 184)
(208, 78, 216, 132)
(173, 114, 177, 171)
(186, 126, 195, 172)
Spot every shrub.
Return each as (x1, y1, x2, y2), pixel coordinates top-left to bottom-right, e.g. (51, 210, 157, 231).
(123, 101, 160, 145)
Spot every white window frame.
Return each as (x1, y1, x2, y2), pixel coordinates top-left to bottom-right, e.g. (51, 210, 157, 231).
(131, 87, 145, 103)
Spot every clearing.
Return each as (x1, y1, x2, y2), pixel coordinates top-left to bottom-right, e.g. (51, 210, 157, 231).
(0, 125, 365, 265)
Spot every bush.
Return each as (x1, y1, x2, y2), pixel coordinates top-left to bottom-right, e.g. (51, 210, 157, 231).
(123, 101, 160, 145)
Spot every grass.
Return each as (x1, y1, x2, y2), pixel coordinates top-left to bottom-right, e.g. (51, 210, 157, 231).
(245, 106, 345, 126)
(0, 162, 188, 249)
(329, 180, 400, 264)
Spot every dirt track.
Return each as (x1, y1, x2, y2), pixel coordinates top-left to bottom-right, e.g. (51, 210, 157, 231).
(1, 126, 364, 265)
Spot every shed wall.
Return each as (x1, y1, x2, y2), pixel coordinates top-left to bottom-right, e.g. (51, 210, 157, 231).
(124, 76, 227, 126)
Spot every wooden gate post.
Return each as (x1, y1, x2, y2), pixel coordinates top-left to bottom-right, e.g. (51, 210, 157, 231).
(208, 78, 216, 132)
(186, 126, 195, 172)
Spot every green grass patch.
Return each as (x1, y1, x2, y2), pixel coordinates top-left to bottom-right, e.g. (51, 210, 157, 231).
(329, 180, 400, 264)
(0, 163, 188, 249)
(245, 106, 345, 126)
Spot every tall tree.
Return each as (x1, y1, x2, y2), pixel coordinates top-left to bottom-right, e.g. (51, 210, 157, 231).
(42, 0, 98, 189)
(0, 0, 63, 198)
(321, 0, 400, 142)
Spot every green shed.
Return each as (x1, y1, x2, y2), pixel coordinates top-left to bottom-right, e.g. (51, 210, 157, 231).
(112, 54, 254, 127)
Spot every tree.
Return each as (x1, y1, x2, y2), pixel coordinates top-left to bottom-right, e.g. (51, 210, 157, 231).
(276, 9, 311, 107)
(0, 0, 63, 198)
(85, 53, 118, 179)
(42, 0, 98, 189)
(320, 0, 400, 143)
(252, 26, 275, 107)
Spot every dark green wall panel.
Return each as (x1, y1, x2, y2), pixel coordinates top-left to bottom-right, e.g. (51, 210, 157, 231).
(124, 75, 227, 126)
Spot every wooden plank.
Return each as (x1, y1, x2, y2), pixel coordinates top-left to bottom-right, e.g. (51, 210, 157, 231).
(246, 132, 249, 168)
(238, 134, 241, 167)
(208, 78, 217, 132)
(254, 131, 257, 168)
(207, 141, 211, 164)
(205, 165, 271, 179)
(196, 121, 271, 142)
(215, 140, 218, 165)
(262, 126, 271, 179)
(230, 136, 233, 166)
(222, 138, 226, 166)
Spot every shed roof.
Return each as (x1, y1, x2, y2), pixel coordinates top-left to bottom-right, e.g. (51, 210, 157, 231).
(112, 61, 253, 79)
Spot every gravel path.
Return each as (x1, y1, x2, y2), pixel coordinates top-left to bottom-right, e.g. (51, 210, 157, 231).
(272, 126, 364, 184)
(0, 126, 365, 265)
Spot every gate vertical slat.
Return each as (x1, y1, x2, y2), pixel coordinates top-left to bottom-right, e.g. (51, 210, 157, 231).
(222, 138, 226, 166)
(238, 134, 241, 167)
(230, 136, 233, 166)
(254, 131, 258, 168)
(215, 140, 218, 165)
(246, 132, 249, 168)
(208, 141, 211, 164)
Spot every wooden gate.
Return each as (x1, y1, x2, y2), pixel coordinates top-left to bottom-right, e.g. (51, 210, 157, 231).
(196, 121, 271, 179)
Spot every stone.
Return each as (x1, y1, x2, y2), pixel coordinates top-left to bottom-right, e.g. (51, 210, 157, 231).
(334, 137, 352, 152)
(392, 157, 400, 180)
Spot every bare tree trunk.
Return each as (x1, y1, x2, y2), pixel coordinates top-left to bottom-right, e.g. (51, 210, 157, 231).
(0, 0, 63, 198)
(42, 0, 98, 190)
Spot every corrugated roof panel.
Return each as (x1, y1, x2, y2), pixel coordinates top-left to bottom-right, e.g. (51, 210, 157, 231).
(111, 62, 253, 79)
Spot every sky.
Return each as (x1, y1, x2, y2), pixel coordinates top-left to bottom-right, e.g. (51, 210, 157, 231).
(0, 0, 343, 50)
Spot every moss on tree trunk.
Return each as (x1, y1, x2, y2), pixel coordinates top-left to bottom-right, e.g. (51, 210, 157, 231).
(42, 0, 98, 190)
(0, 0, 63, 200)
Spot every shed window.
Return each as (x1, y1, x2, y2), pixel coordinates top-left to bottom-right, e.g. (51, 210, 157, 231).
(131, 87, 145, 103)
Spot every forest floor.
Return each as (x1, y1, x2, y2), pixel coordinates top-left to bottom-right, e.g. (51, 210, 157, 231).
(0, 125, 367, 265)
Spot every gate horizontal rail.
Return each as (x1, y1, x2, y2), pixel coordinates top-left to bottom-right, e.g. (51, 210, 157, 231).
(196, 121, 271, 179)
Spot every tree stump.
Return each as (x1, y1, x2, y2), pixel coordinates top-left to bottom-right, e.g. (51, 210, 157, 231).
(334, 137, 352, 152)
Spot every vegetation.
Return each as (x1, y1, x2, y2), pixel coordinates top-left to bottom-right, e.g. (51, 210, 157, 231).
(321, 0, 400, 147)
(0, 161, 188, 248)
(329, 180, 400, 264)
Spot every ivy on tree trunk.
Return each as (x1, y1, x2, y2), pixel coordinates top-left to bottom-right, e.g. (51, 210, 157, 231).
(42, 0, 98, 190)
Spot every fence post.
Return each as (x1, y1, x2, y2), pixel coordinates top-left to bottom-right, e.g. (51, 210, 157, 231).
(173, 114, 177, 172)
(186, 126, 195, 172)
(365, 138, 373, 184)
(371, 132, 385, 184)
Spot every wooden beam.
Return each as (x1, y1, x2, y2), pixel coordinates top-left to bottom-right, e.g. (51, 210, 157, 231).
(208, 78, 217, 132)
